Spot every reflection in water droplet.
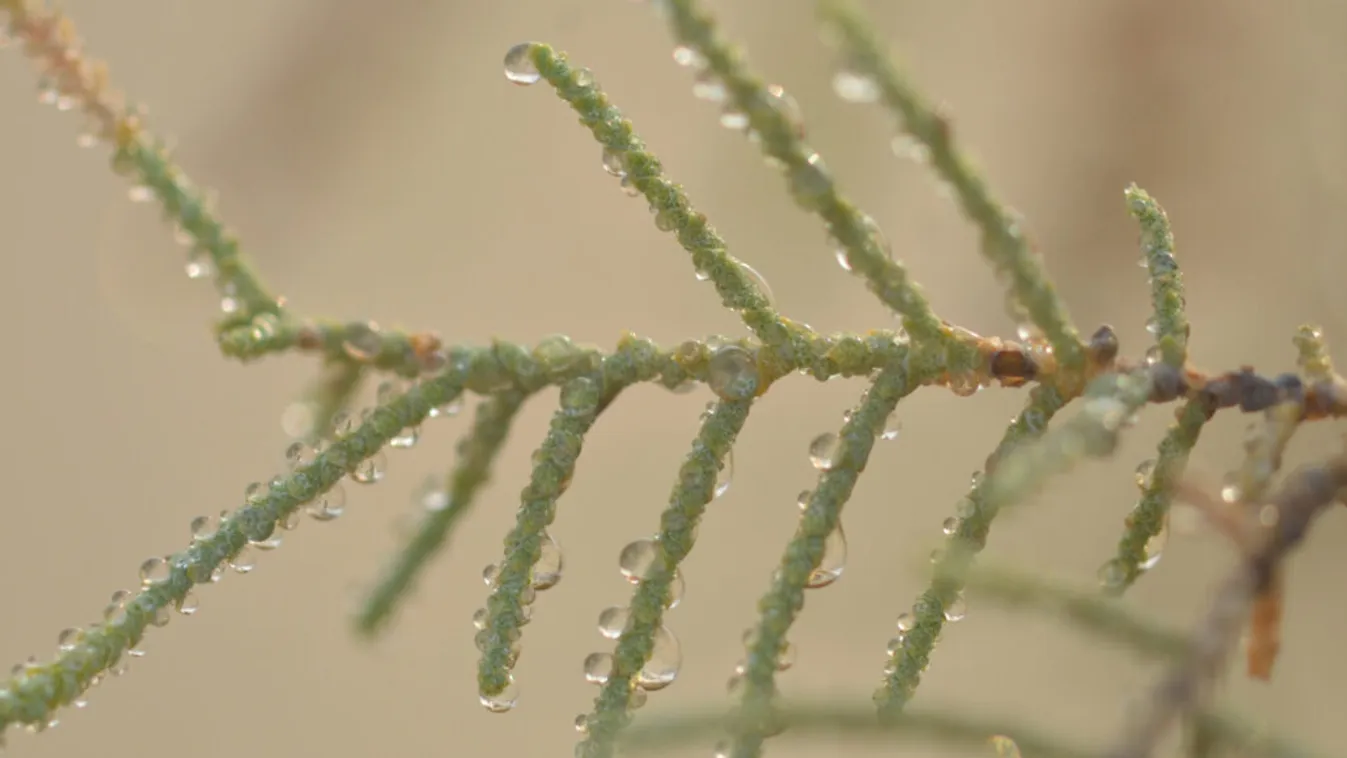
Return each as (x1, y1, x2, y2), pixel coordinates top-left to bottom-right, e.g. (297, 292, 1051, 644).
(503, 43, 540, 86)
(637, 624, 682, 690)
(808, 432, 840, 470)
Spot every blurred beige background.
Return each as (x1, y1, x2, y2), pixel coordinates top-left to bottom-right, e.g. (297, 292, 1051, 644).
(3, 1, 1347, 756)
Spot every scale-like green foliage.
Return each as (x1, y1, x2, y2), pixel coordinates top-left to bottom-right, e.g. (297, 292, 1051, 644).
(1, 2, 1342, 758)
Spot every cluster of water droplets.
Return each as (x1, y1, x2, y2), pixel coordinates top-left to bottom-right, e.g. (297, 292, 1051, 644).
(1097, 457, 1173, 591)
(474, 529, 566, 714)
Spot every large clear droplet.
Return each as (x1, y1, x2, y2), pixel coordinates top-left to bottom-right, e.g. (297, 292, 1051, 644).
(1097, 558, 1127, 590)
(184, 248, 214, 280)
(808, 432, 841, 470)
(177, 591, 199, 615)
(597, 606, 631, 639)
(229, 546, 256, 574)
(479, 675, 520, 713)
(637, 624, 682, 690)
(583, 652, 614, 684)
(503, 43, 540, 85)
(189, 515, 217, 542)
(601, 146, 626, 177)
(531, 531, 564, 590)
(139, 557, 170, 586)
(805, 522, 847, 588)
(56, 628, 83, 652)
(707, 344, 758, 401)
(618, 538, 662, 583)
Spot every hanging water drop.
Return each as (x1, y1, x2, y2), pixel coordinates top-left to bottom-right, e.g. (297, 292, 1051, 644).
(941, 517, 958, 536)
(229, 546, 256, 574)
(306, 484, 347, 521)
(429, 397, 464, 419)
(1134, 459, 1156, 491)
(598, 606, 631, 639)
(796, 489, 811, 510)
(479, 675, 520, 713)
(672, 45, 704, 68)
(573, 714, 589, 734)
(691, 72, 726, 102)
(56, 628, 82, 652)
(831, 69, 879, 103)
(637, 624, 682, 690)
(707, 344, 758, 401)
(714, 450, 733, 499)
(601, 146, 626, 177)
(1097, 559, 1127, 590)
(880, 410, 901, 441)
(138, 557, 170, 586)
(808, 432, 841, 470)
(531, 531, 564, 590)
(737, 260, 775, 308)
(943, 593, 967, 622)
(285, 441, 316, 471)
(128, 185, 152, 203)
(583, 652, 613, 684)
(805, 522, 847, 588)
(503, 43, 540, 86)
(719, 108, 749, 130)
(350, 451, 387, 484)
(1140, 515, 1169, 571)
(189, 515, 216, 542)
(177, 591, 199, 615)
(389, 425, 421, 449)
(341, 322, 383, 362)
(184, 248, 214, 280)
(618, 538, 664, 585)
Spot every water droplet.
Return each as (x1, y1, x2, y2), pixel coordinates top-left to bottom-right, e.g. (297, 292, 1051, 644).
(503, 43, 540, 85)
(1143, 345, 1162, 367)
(350, 452, 387, 484)
(630, 686, 648, 709)
(1097, 559, 1127, 590)
(1145, 316, 1160, 335)
(429, 397, 464, 419)
(597, 606, 631, 639)
(189, 515, 217, 542)
(139, 557, 170, 586)
(891, 134, 930, 164)
(389, 425, 421, 449)
(482, 563, 500, 587)
(531, 532, 564, 590)
(583, 652, 614, 684)
(56, 628, 83, 652)
(719, 108, 749, 130)
(573, 714, 589, 734)
(1220, 480, 1243, 504)
(941, 517, 958, 536)
(637, 624, 682, 690)
(714, 450, 733, 499)
(285, 441, 316, 471)
(707, 344, 758, 401)
(128, 185, 152, 203)
(805, 522, 847, 588)
(306, 483, 347, 521)
(796, 489, 811, 510)
(831, 69, 879, 103)
(737, 260, 775, 308)
(479, 675, 520, 713)
(943, 594, 967, 622)
(789, 152, 832, 209)
(185, 249, 214, 280)
(1140, 515, 1169, 571)
(618, 539, 662, 583)
(896, 613, 915, 633)
(572, 67, 595, 88)
(177, 591, 199, 615)
(672, 45, 704, 68)
(341, 322, 383, 361)
(692, 72, 726, 102)
(1134, 459, 1156, 491)
(229, 546, 256, 574)
(601, 146, 626, 177)
(879, 410, 901, 441)
(808, 432, 841, 470)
